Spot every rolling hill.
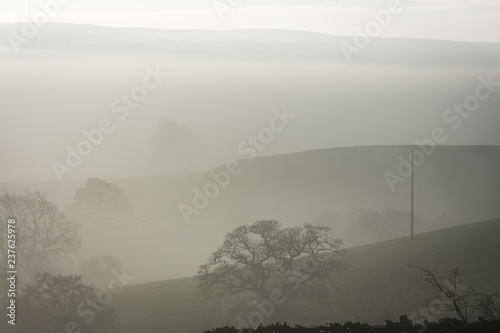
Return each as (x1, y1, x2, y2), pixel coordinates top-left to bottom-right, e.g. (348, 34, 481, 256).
(1, 22, 498, 333)
(1, 145, 499, 283)
(110, 217, 500, 333)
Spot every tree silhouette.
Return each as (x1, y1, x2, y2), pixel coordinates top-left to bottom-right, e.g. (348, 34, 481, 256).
(18, 272, 116, 333)
(0, 190, 81, 281)
(197, 220, 345, 323)
(151, 117, 204, 173)
(70, 178, 133, 224)
(410, 265, 500, 322)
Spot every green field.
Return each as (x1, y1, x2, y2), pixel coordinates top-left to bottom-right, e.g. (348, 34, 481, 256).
(111, 218, 500, 333)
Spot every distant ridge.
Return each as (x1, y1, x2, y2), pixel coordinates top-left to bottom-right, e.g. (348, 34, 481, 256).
(1, 23, 500, 66)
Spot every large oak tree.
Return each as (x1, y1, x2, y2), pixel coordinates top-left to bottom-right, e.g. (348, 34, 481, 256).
(197, 220, 345, 322)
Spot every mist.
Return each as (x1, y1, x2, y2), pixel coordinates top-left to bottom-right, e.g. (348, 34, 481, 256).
(0, 9, 500, 333)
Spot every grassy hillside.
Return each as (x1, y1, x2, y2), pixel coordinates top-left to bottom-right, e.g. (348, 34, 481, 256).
(1, 145, 499, 283)
(111, 218, 500, 333)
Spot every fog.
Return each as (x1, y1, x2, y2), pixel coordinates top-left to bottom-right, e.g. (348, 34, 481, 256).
(1, 20, 500, 333)
(1, 25, 499, 181)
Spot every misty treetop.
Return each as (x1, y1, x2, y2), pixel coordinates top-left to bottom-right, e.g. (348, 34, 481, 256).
(0, 189, 81, 281)
(197, 220, 346, 322)
(69, 177, 134, 224)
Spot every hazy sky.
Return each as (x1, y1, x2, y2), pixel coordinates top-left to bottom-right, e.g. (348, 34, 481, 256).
(1, 1, 500, 182)
(1, 0, 500, 42)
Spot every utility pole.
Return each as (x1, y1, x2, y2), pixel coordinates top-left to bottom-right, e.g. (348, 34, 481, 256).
(411, 149, 414, 241)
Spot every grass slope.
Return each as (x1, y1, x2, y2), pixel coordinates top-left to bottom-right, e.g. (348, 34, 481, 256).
(112, 218, 500, 333)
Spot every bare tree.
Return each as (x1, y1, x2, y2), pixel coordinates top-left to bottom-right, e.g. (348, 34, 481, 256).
(69, 178, 133, 224)
(410, 265, 500, 322)
(18, 272, 116, 333)
(472, 285, 500, 320)
(197, 220, 346, 322)
(409, 265, 477, 322)
(0, 190, 81, 281)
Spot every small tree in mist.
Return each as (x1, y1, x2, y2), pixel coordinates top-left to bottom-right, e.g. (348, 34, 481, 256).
(18, 272, 116, 333)
(70, 178, 133, 223)
(197, 220, 346, 323)
(0, 190, 81, 281)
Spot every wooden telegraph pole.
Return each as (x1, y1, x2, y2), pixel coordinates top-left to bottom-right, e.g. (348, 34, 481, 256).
(411, 150, 414, 241)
